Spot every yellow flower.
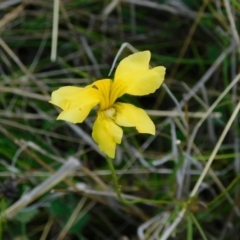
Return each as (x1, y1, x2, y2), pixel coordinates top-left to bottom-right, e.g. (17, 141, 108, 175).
(50, 51, 166, 158)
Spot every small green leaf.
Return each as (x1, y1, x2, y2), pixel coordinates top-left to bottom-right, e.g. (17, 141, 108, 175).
(13, 208, 39, 224)
(69, 213, 90, 234)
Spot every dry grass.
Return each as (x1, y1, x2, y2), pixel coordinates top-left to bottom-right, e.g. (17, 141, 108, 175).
(0, 0, 240, 239)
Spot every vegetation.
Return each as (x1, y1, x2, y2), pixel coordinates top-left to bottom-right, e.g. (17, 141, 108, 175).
(0, 0, 240, 239)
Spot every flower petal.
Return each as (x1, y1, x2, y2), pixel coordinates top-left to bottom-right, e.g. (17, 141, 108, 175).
(114, 102, 155, 135)
(56, 104, 93, 124)
(90, 79, 113, 110)
(111, 51, 166, 101)
(50, 86, 85, 110)
(115, 51, 151, 79)
(50, 86, 101, 124)
(125, 66, 166, 96)
(92, 112, 123, 158)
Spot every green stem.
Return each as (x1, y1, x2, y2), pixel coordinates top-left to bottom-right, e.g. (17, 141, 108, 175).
(188, 212, 208, 240)
(106, 157, 173, 205)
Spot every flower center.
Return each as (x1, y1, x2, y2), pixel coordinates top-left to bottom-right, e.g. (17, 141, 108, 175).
(103, 107, 116, 119)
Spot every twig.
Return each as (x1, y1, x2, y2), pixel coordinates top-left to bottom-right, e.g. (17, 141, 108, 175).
(0, 157, 81, 220)
(51, 0, 59, 61)
(146, 110, 221, 118)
